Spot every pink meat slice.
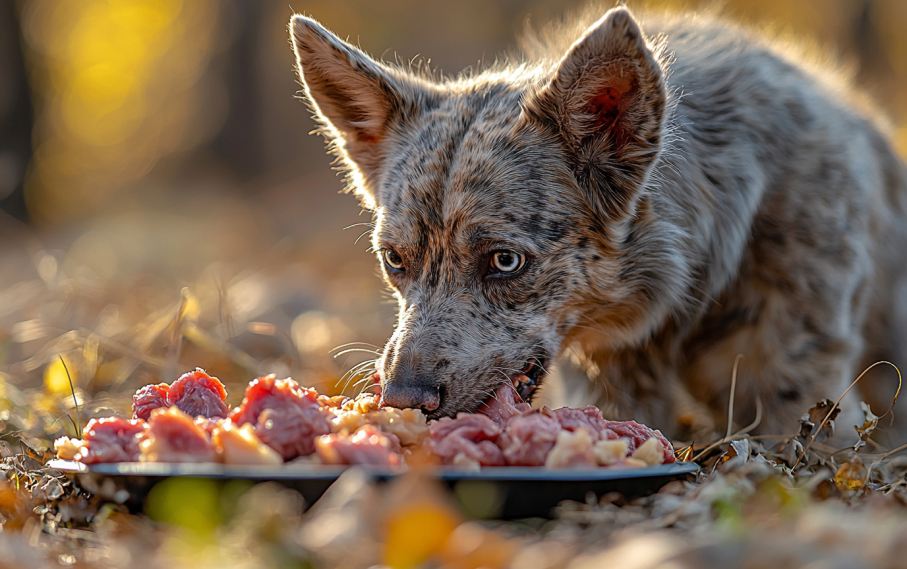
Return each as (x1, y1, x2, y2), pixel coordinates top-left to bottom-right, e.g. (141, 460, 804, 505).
(478, 385, 531, 426)
(316, 425, 402, 466)
(132, 383, 171, 421)
(230, 375, 330, 460)
(79, 417, 147, 464)
(604, 420, 675, 464)
(549, 406, 618, 441)
(168, 369, 230, 419)
(498, 411, 561, 466)
(429, 413, 505, 467)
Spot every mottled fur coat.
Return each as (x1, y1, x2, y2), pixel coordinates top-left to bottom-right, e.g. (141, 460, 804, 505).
(289, 5, 907, 441)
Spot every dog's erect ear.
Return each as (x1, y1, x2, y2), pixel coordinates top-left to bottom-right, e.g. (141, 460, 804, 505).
(524, 8, 667, 221)
(290, 16, 433, 208)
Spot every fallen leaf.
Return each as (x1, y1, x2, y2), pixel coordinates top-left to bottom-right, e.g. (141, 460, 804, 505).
(799, 399, 840, 443)
(383, 503, 459, 569)
(853, 401, 878, 452)
(728, 439, 750, 462)
(834, 456, 868, 493)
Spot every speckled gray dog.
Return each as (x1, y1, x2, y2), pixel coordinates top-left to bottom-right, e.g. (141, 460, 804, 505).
(289, 5, 907, 441)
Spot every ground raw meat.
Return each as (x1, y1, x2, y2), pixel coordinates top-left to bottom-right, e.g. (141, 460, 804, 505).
(139, 406, 215, 463)
(429, 414, 505, 467)
(132, 383, 170, 421)
(230, 375, 330, 460)
(168, 369, 229, 419)
(315, 425, 402, 466)
(549, 406, 616, 441)
(604, 420, 675, 464)
(498, 411, 561, 466)
(78, 417, 147, 463)
(478, 385, 531, 426)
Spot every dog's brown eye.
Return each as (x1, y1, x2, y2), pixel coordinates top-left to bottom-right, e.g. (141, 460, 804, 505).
(382, 248, 405, 271)
(490, 250, 525, 274)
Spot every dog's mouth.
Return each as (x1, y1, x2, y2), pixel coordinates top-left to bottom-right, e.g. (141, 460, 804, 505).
(509, 357, 547, 402)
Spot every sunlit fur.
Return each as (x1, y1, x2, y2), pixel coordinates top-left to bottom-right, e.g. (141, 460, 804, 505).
(290, 6, 907, 440)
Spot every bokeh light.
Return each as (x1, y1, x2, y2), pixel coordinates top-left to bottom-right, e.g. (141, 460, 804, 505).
(20, 0, 223, 223)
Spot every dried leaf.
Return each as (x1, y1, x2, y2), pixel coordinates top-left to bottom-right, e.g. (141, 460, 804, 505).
(728, 439, 750, 462)
(853, 401, 879, 452)
(799, 399, 840, 443)
(674, 444, 694, 463)
(770, 438, 805, 470)
(834, 456, 868, 493)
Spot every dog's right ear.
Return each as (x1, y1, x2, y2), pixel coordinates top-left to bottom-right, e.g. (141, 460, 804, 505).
(290, 16, 433, 209)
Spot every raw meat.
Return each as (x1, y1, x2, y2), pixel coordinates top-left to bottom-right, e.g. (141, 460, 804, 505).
(132, 383, 170, 421)
(212, 421, 282, 465)
(315, 424, 402, 466)
(168, 369, 229, 419)
(593, 438, 630, 465)
(604, 420, 675, 464)
(60, 370, 676, 470)
(478, 385, 531, 426)
(322, 392, 429, 447)
(53, 437, 87, 461)
(549, 406, 615, 441)
(628, 436, 667, 466)
(77, 417, 147, 464)
(139, 406, 215, 463)
(498, 411, 561, 466)
(545, 428, 598, 469)
(429, 414, 505, 468)
(231, 375, 330, 460)
(363, 407, 429, 447)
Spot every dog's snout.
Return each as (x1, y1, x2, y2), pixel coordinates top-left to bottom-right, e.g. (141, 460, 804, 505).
(380, 381, 440, 411)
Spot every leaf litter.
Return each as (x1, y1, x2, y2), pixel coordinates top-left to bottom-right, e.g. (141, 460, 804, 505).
(2, 265, 907, 567)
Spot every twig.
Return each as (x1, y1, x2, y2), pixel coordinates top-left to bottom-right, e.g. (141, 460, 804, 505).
(726, 354, 743, 439)
(793, 361, 902, 470)
(691, 399, 765, 462)
(59, 356, 81, 438)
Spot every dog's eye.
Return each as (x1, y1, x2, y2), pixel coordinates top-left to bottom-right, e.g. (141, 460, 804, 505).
(490, 250, 525, 275)
(382, 248, 405, 271)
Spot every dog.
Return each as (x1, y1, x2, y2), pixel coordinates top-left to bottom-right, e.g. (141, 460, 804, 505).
(289, 4, 907, 441)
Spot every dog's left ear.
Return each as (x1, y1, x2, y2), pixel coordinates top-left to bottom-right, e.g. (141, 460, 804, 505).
(524, 8, 667, 221)
(291, 16, 434, 209)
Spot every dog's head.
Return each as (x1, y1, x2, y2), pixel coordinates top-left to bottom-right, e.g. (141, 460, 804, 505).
(290, 8, 670, 417)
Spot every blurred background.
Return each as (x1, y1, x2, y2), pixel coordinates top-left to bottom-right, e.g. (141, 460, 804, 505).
(0, 0, 905, 446)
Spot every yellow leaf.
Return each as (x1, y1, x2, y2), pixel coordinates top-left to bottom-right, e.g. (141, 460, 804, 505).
(383, 504, 459, 569)
(44, 356, 77, 397)
(834, 457, 868, 492)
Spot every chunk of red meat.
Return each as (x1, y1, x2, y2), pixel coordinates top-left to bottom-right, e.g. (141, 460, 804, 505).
(194, 416, 220, 436)
(604, 420, 675, 464)
(230, 375, 330, 460)
(549, 406, 617, 441)
(168, 369, 229, 419)
(429, 414, 504, 467)
(141, 407, 215, 463)
(478, 385, 531, 425)
(498, 411, 561, 466)
(79, 417, 147, 464)
(315, 425, 402, 466)
(132, 383, 170, 421)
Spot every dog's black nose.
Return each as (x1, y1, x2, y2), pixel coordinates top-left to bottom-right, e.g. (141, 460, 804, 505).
(381, 382, 440, 411)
